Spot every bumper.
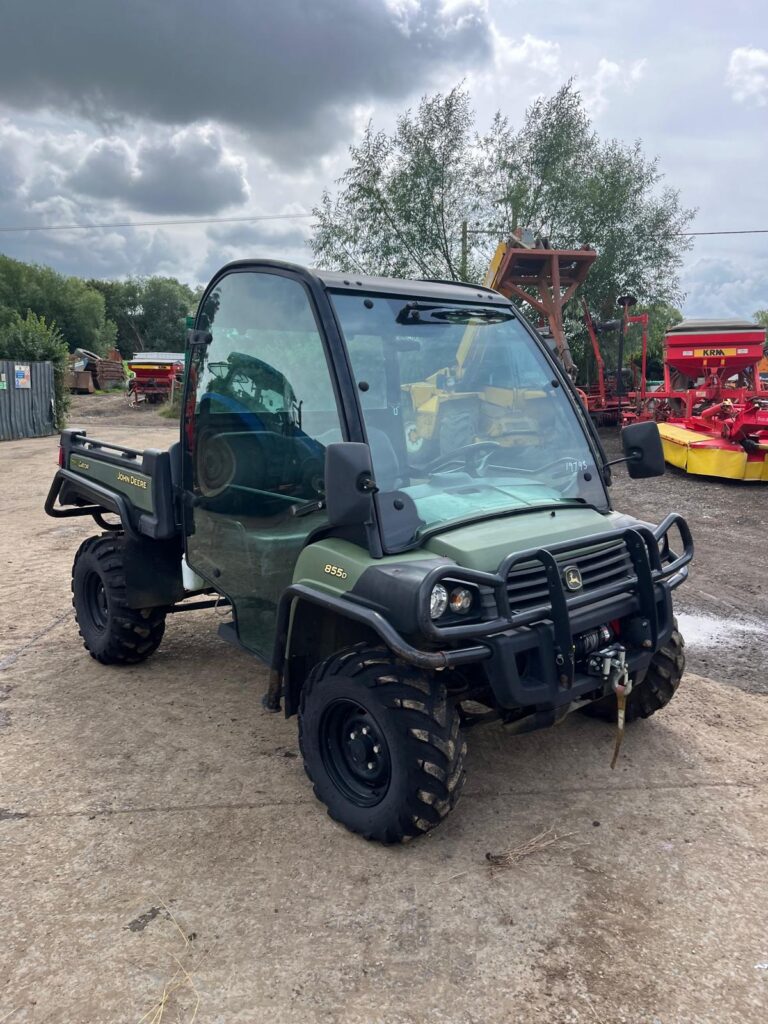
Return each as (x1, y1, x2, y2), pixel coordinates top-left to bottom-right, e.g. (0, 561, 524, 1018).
(276, 515, 692, 715)
(481, 585, 675, 709)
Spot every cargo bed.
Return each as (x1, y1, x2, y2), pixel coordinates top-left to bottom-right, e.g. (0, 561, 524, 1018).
(45, 428, 180, 540)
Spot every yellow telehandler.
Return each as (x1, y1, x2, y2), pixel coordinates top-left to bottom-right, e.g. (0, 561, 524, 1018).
(403, 235, 596, 460)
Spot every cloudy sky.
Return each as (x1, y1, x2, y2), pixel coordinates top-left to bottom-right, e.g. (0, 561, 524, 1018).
(0, 0, 765, 316)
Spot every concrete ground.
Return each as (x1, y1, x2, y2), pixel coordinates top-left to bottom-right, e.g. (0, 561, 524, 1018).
(2, 402, 767, 1023)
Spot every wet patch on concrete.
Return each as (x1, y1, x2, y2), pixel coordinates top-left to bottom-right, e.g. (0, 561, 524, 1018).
(675, 609, 768, 696)
(125, 906, 162, 932)
(0, 808, 28, 821)
(0, 709, 11, 728)
(676, 611, 768, 649)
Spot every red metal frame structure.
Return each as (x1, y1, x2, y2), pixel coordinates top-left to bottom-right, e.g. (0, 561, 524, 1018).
(486, 236, 660, 427)
(485, 240, 597, 378)
(581, 302, 649, 424)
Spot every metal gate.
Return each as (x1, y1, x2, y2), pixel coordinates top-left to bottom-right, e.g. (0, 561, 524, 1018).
(0, 360, 56, 441)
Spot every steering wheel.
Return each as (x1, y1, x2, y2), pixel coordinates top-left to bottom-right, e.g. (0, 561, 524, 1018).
(425, 441, 502, 477)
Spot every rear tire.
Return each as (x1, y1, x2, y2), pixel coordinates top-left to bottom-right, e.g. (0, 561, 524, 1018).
(582, 621, 685, 722)
(71, 534, 166, 665)
(196, 427, 236, 497)
(298, 645, 466, 843)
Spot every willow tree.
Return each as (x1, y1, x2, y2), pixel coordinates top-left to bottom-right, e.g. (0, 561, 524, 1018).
(312, 87, 484, 282)
(311, 82, 695, 327)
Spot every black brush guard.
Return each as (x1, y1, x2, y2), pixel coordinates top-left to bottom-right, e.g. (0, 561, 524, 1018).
(275, 514, 692, 714)
(411, 514, 693, 688)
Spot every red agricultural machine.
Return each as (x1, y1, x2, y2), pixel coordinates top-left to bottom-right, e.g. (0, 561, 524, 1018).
(634, 320, 768, 481)
(485, 234, 768, 480)
(127, 352, 184, 405)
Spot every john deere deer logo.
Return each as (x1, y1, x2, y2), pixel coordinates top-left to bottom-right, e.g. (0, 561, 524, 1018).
(563, 565, 583, 591)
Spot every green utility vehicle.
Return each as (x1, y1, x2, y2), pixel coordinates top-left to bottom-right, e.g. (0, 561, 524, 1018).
(46, 261, 692, 843)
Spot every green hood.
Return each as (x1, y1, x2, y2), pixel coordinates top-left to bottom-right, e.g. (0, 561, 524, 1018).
(423, 507, 620, 573)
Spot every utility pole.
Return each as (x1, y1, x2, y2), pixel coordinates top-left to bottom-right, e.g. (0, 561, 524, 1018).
(460, 220, 468, 282)
(616, 294, 637, 425)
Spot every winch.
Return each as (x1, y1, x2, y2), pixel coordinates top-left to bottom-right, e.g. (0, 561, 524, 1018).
(574, 624, 613, 660)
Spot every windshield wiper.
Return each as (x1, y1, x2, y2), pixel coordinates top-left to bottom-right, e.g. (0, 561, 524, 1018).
(416, 499, 599, 543)
(396, 302, 513, 326)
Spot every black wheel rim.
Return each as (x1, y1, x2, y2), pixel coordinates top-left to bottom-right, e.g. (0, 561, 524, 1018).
(319, 699, 391, 807)
(84, 571, 109, 631)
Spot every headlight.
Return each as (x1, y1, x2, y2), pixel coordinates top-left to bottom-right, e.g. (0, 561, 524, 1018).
(449, 586, 474, 614)
(429, 583, 449, 619)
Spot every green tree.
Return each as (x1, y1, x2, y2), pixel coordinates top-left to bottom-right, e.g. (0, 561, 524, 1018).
(0, 255, 110, 354)
(754, 310, 768, 359)
(0, 310, 70, 427)
(140, 277, 197, 351)
(87, 278, 144, 356)
(312, 82, 695, 345)
(312, 87, 482, 282)
(640, 301, 683, 370)
(88, 276, 198, 357)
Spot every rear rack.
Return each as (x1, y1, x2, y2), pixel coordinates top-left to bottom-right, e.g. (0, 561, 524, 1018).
(44, 429, 179, 540)
(69, 435, 145, 460)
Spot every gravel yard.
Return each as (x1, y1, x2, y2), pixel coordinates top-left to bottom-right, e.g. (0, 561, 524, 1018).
(1, 397, 767, 1023)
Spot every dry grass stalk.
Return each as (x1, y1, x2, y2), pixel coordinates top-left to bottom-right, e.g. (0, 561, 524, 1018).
(135, 899, 203, 1024)
(485, 825, 573, 872)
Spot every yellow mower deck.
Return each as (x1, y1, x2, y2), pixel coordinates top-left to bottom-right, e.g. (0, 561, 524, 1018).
(659, 422, 768, 481)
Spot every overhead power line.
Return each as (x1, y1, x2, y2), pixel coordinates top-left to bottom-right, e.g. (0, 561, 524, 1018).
(681, 229, 768, 236)
(0, 214, 765, 238)
(0, 212, 314, 234)
(468, 227, 768, 237)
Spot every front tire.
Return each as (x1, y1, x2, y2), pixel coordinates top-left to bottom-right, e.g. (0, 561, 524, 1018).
(438, 404, 478, 456)
(72, 535, 166, 665)
(298, 645, 466, 843)
(582, 621, 685, 722)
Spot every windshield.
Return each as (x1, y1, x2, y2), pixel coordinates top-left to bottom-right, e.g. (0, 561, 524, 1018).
(331, 292, 608, 552)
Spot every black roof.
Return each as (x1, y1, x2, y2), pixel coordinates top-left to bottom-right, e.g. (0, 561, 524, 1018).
(212, 258, 507, 304)
(314, 268, 506, 303)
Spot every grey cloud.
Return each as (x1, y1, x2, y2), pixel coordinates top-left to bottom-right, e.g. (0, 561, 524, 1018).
(0, 143, 23, 202)
(67, 127, 249, 213)
(0, 0, 491, 159)
(200, 220, 312, 281)
(681, 255, 768, 318)
(0, 207, 186, 279)
(67, 139, 134, 201)
(206, 220, 309, 249)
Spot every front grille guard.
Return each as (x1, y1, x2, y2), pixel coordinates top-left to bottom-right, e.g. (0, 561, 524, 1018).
(415, 513, 693, 684)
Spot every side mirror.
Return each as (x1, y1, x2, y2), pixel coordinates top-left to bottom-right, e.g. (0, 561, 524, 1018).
(325, 442, 377, 526)
(186, 328, 212, 349)
(621, 421, 666, 479)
